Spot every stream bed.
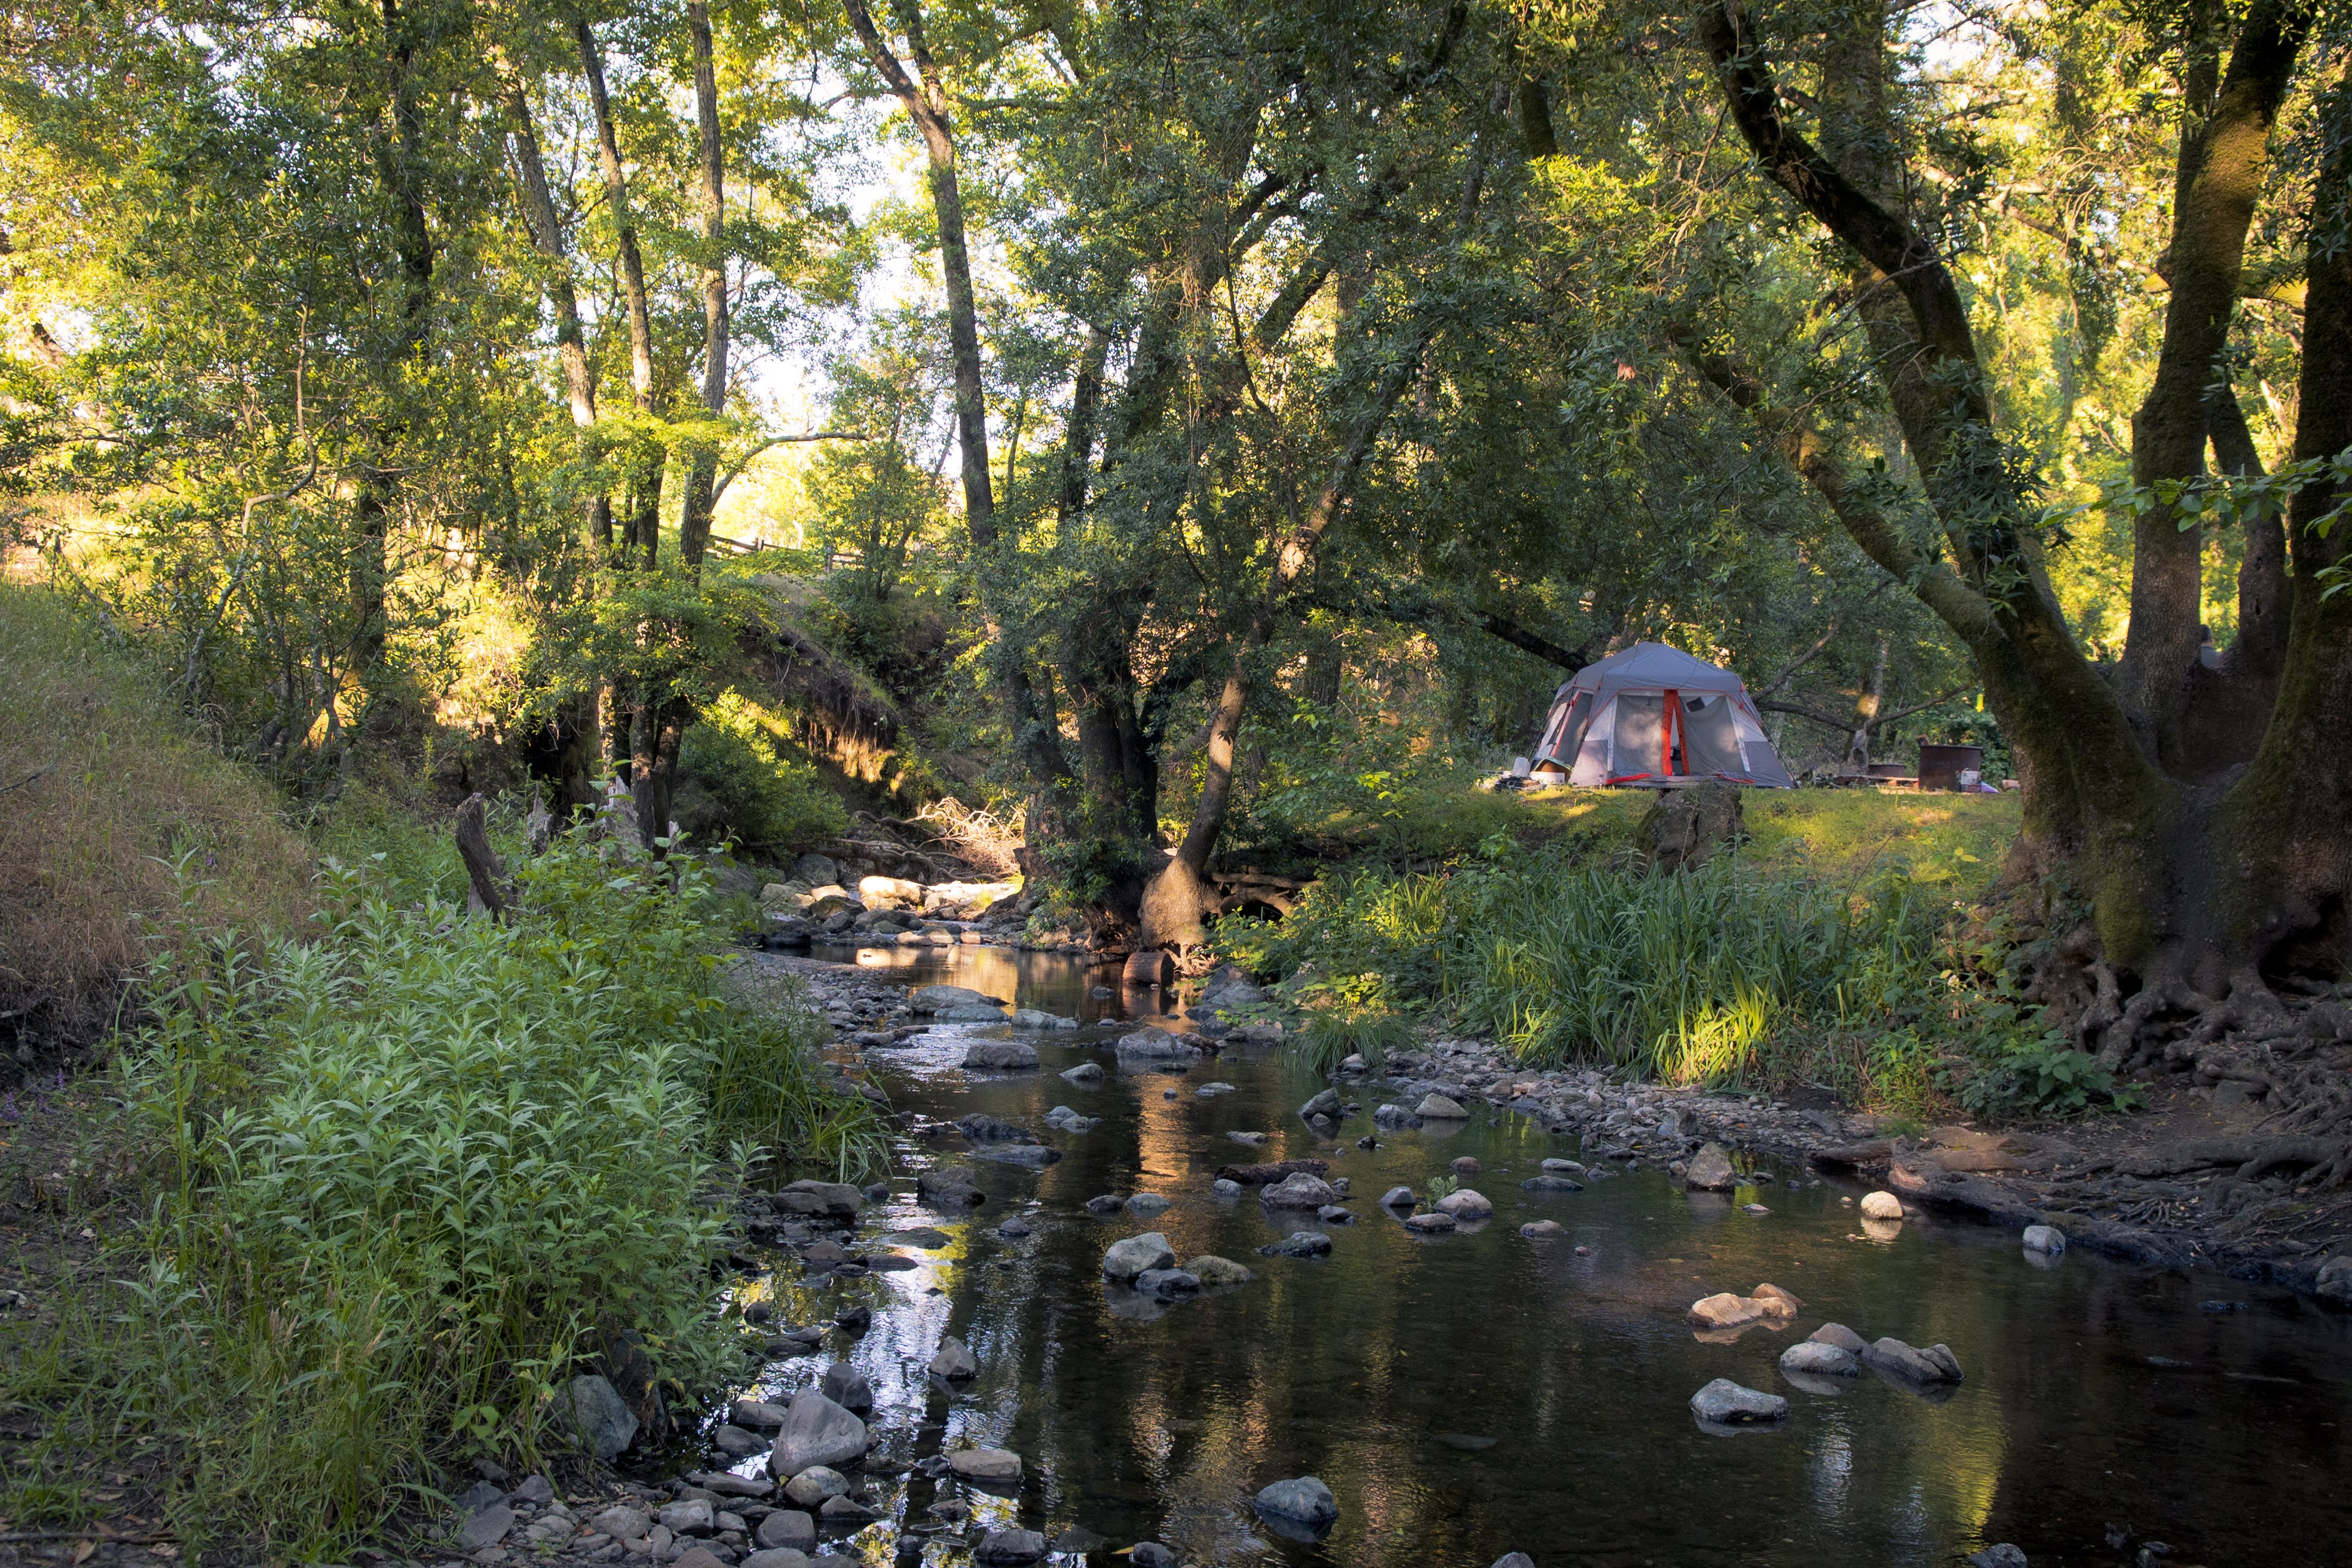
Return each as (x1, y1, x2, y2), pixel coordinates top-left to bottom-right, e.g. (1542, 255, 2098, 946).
(697, 944, 2349, 1568)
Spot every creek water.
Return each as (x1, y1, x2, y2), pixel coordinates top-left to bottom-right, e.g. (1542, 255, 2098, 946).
(710, 944, 2350, 1568)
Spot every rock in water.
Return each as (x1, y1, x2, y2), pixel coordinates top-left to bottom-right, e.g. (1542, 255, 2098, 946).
(1863, 1337, 1964, 1383)
(1808, 1321, 1867, 1352)
(1689, 1378, 1788, 1425)
(1134, 1268, 1201, 1297)
(1639, 779, 1743, 873)
(561, 1373, 639, 1460)
(1380, 1185, 1417, 1208)
(1252, 1476, 1338, 1527)
(1417, 1093, 1469, 1119)
(974, 1529, 1048, 1564)
(1101, 1232, 1177, 1283)
(1688, 1293, 1766, 1330)
(911, 984, 1007, 1014)
(1299, 1088, 1342, 1122)
(1685, 1143, 1737, 1190)
(1780, 1340, 1861, 1377)
(963, 1040, 1039, 1070)
(2022, 1223, 2067, 1255)
(1435, 1188, 1493, 1219)
(929, 1335, 979, 1380)
(1403, 1211, 1457, 1233)
(1061, 1061, 1106, 1085)
(917, 1166, 984, 1206)
(1260, 1171, 1338, 1208)
(1186, 1254, 1255, 1285)
(1114, 1029, 1188, 1059)
(1520, 1220, 1564, 1238)
(1521, 1175, 1584, 1192)
(1968, 1548, 2029, 1568)
(768, 1391, 869, 1475)
(947, 1447, 1023, 1484)
(783, 1467, 849, 1506)
(1859, 1190, 1904, 1220)
(1010, 1008, 1079, 1029)
(2319, 1255, 2352, 1300)
(1259, 1231, 1334, 1258)
(1493, 1557, 1537, 1568)
(755, 1510, 815, 1551)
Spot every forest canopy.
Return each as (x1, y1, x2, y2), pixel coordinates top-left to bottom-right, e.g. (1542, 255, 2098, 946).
(4, 0, 2350, 1044)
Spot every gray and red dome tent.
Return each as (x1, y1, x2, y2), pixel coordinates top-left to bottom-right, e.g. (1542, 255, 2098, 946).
(1528, 642, 1793, 788)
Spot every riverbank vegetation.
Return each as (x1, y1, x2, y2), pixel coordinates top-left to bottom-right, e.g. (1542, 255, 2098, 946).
(1, 586, 877, 1550)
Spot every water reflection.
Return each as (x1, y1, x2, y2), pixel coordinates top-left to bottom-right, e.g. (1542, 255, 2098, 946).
(731, 948, 2350, 1568)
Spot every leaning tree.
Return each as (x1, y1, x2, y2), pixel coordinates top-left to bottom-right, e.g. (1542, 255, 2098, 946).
(1649, 0, 2352, 1066)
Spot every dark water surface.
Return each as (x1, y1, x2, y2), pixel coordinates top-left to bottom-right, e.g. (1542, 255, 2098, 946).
(717, 945, 2348, 1568)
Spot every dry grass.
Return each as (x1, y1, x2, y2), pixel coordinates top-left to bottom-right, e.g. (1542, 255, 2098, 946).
(0, 584, 312, 1061)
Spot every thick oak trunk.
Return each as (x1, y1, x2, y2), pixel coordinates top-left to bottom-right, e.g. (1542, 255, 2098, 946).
(1695, 2, 2351, 1059)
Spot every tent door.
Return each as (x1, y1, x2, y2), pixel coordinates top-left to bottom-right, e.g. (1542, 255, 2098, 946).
(1681, 693, 1745, 777)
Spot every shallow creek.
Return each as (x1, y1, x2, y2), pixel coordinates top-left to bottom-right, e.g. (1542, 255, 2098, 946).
(684, 945, 2348, 1568)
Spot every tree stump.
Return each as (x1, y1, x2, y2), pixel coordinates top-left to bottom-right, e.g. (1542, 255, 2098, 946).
(1123, 950, 1175, 988)
(1639, 781, 1745, 874)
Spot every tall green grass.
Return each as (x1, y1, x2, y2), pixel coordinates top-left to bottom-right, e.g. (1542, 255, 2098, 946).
(4, 840, 880, 1554)
(1221, 844, 1999, 1100)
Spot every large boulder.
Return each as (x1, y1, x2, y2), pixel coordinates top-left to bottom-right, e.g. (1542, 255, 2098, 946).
(790, 852, 841, 887)
(1689, 1378, 1787, 1425)
(1640, 780, 1744, 874)
(767, 1390, 869, 1475)
(1102, 1232, 1176, 1284)
(560, 1373, 638, 1460)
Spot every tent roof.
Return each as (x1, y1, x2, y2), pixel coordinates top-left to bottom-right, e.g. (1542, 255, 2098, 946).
(1551, 641, 1751, 702)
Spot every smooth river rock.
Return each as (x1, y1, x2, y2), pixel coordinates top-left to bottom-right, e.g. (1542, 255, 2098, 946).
(963, 1040, 1039, 1070)
(1417, 1094, 1469, 1119)
(1260, 1231, 1334, 1258)
(1252, 1476, 1338, 1527)
(1864, 1336, 1964, 1383)
(1859, 1190, 1904, 1220)
(783, 1466, 849, 1506)
(1102, 1232, 1176, 1283)
(1690, 1378, 1788, 1424)
(948, 1447, 1024, 1484)
(1780, 1339, 1861, 1377)
(1186, 1254, 1255, 1285)
(1380, 1185, 1417, 1208)
(768, 1391, 868, 1475)
(755, 1512, 816, 1552)
(2022, 1223, 2067, 1255)
(1809, 1321, 1867, 1353)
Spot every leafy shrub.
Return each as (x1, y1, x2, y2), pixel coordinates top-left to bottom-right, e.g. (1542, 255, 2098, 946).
(681, 691, 851, 852)
(1958, 1032, 2139, 1117)
(75, 838, 878, 1549)
(1292, 970, 1413, 1071)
